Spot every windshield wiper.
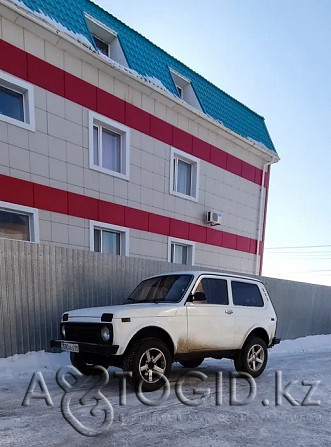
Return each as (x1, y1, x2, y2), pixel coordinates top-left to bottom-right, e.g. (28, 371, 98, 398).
(124, 297, 136, 304)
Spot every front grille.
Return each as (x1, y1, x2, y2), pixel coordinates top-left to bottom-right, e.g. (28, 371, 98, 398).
(61, 322, 113, 344)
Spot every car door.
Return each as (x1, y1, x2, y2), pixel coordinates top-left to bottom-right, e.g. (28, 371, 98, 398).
(186, 275, 236, 351)
(230, 279, 269, 347)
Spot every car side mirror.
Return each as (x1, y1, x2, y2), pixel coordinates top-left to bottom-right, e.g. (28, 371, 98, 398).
(192, 291, 207, 302)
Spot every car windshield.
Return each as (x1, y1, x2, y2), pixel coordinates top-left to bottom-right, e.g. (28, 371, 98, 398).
(124, 274, 193, 304)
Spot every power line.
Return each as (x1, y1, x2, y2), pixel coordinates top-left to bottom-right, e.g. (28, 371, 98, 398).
(265, 244, 331, 250)
(266, 251, 331, 255)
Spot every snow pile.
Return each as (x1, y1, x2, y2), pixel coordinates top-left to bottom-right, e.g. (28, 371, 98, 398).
(145, 75, 169, 92)
(33, 11, 94, 49)
(0, 350, 70, 382)
(8, 0, 94, 50)
(205, 113, 224, 127)
(98, 53, 170, 93)
(272, 334, 331, 355)
(99, 54, 171, 94)
(247, 137, 271, 153)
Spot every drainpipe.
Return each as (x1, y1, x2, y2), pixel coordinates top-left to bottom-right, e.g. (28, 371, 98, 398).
(255, 156, 278, 275)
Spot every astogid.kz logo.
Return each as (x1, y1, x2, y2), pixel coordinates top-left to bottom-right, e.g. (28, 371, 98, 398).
(21, 367, 321, 437)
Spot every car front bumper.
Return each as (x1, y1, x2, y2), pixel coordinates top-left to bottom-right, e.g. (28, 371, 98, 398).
(51, 339, 119, 355)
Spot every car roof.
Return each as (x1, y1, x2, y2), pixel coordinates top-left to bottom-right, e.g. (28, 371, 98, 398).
(145, 271, 263, 283)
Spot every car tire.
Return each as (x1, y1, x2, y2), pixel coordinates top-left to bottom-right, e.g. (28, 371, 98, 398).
(234, 337, 268, 378)
(123, 338, 172, 392)
(70, 352, 109, 375)
(179, 359, 203, 368)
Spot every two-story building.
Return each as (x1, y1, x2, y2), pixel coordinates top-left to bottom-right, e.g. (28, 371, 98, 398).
(0, 0, 279, 274)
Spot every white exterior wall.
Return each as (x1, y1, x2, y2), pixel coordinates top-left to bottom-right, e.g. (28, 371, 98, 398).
(0, 2, 274, 273)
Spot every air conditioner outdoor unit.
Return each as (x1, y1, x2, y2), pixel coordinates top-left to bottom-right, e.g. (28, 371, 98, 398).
(206, 210, 222, 226)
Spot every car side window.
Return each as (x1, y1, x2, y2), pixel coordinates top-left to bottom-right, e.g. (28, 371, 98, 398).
(231, 281, 264, 307)
(197, 278, 229, 305)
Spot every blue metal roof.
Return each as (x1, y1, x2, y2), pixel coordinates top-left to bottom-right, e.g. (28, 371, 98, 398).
(11, 0, 277, 153)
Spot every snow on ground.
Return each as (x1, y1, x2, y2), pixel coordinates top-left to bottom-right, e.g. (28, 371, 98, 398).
(1, 334, 330, 383)
(0, 335, 331, 446)
(272, 334, 331, 354)
(0, 351, 70, 383)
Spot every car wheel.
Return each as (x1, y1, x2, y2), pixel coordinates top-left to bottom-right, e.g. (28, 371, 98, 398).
(234, 337, 268, 378)
(179, 359, 203, 368)
(70, 352, 109, 375)
(123, 338, 172, 392)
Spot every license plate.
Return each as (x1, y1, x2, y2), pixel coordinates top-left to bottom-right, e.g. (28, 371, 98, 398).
(61, 341, 79, 353)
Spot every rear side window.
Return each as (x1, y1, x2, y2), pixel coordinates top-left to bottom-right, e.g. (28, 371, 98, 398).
(199, 278, 228, 305)
(231, 282, 264, 307)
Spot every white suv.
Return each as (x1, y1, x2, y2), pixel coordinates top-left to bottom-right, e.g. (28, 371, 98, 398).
(52, 271, 280, 391)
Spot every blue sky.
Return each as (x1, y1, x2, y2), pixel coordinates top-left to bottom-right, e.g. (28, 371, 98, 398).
(95, 0, 331, 285)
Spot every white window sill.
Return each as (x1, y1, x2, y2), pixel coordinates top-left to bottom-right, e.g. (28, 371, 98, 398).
(90, 163, 130, 181)
(170, 189, 199, 203)
(0, 113, 35, 132)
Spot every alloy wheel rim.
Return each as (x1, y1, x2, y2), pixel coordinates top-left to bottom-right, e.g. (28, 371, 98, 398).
(247, 344, 265, 371)
(139, 348, 166, 383)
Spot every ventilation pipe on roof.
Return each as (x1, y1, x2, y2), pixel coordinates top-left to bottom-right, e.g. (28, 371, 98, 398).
(255, 156, 278, 276)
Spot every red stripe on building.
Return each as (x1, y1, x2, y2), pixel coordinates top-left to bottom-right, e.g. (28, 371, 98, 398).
(0, 175, 258, 255)
(0, 39, 269, 188)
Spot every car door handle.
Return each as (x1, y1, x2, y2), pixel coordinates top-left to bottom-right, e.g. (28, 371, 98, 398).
(225, 309, 233, 315)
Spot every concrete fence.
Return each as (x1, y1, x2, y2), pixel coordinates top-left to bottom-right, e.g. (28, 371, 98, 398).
(0, 239, 331, 358)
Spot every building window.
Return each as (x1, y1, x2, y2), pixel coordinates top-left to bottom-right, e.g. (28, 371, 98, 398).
(90, 221, 129, 256)
(176, 85, 183, 99)
(85, 14, 128, 67)
(93, 125, 121, 173)
(169, 69, 202, 111)
(170, 148, 199, 201)
(174, 158, 192, 196)
(89, 112, 130, 180)
(94, 228, 120, 254)
(0, 71, 35, 131)
(92, 35, 110, 57)
(0, 86, 24, 121)
(0, 201, 39, 242)
(168, 237, 195, 265)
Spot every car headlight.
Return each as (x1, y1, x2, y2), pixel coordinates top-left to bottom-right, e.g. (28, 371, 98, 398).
(61, 325, 66, 338)
(101, 326, 110, 342)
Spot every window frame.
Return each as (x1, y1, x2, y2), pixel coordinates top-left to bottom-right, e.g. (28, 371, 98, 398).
(89, 111, 130, 180)
(92, 34, 111, 57)
(89, 220, 129, 256)
(0, 201, 39, 242)
(192, 275, 230, 306)
(169, 69, 203, 111)
(230, 280, 265, 308)
(0, 71, 35, 131)
(170, 147, 200, 202)
(176, 85, 183, 99)
(168, 236, 195, 265)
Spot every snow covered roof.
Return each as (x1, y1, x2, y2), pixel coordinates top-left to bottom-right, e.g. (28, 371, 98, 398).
(8, 0, 277, 154)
